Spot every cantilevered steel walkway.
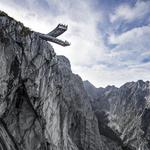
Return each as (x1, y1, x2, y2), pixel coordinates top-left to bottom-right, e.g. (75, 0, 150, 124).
(39, 24, 70, 47)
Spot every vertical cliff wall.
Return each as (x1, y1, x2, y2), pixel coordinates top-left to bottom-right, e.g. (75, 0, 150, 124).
(0, 11, 125, 150)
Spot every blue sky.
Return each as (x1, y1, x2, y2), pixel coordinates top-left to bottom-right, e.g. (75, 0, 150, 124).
(0, 0, 150, 87)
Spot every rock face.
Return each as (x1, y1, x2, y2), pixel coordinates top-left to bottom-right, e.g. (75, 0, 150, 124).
(0, 11, 126, 150)
(84, 80, 150, 150)
(1, 11, 149, 150)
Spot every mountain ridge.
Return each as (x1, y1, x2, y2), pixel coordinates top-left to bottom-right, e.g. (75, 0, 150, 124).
(84, 80, 150, 150)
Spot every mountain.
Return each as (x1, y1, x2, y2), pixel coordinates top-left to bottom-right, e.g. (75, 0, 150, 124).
(1, 10, 149, 150)
(84, 80, 150, 150)
(0, 11, 128, 150)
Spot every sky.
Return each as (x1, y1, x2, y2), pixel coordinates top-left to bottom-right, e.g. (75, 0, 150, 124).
(0, 0, 150, 87)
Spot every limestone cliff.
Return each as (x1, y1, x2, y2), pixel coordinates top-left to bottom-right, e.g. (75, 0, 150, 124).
(0, 11, 125, 150)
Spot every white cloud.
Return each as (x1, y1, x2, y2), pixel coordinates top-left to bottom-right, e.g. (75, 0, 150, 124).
(110, 1, 150, 23)
(109, 25, 150, 54)
(109, 25, 150, 46)
(107, 25, 150, 69)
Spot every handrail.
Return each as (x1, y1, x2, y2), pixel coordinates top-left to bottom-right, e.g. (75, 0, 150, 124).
(47, 24, 68, 37)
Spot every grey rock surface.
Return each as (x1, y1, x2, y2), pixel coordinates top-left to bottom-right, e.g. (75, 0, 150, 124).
(84, 80, 150, 150)
(0, 11, 125, 150)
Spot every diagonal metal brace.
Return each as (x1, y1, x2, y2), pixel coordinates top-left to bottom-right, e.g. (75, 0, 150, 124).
(47, 24, 68, 37)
